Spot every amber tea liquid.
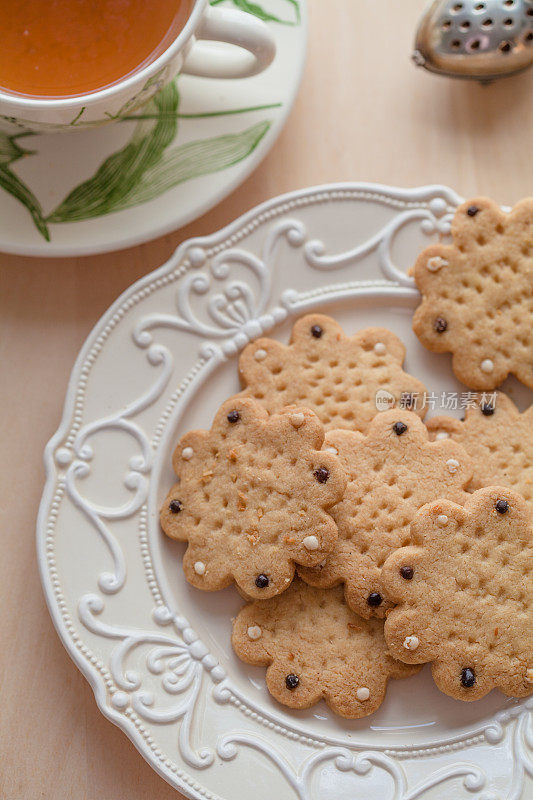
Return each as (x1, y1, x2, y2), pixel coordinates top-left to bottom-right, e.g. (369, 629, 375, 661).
(0, 0, 192, 97)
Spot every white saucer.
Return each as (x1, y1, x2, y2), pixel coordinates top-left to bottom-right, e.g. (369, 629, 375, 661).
(0, 0, 307, 257)
(38, 183, 532, 800)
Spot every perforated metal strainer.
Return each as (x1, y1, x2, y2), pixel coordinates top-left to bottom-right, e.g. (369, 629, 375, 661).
(413, 0, 533, 81)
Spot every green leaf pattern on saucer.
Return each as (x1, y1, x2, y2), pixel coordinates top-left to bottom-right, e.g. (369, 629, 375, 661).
(0, 0, 299, 242)
(0, 133, 49, 240)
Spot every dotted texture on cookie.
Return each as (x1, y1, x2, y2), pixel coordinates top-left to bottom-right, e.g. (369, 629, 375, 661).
(239, 313, 427, 433)
(382, 487, 533, 701)
(413, 197, 533, 390)
(232, 579, 418, 718)
(160, 397, 346, 599)
(427, 392, 533, 516)
(298, 409, 473, 619)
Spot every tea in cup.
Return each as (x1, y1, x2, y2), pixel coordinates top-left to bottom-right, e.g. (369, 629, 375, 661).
(0, 0, 276, 130)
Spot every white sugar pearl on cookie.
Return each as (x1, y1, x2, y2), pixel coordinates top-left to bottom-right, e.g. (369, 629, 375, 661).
(254, 348, 267, 361)
(446, 458, 460, 474)
(481, 359, 494, 374)
(194, 561, 206, 575)
(403, 635, 420, 651)
(247, 625, 262, 640)
(290, 412, 305, 428)
(303, 535, 319, 551)
(182, 446, 194, 461)
(374, 342, 387, 355)
(435, 431, 450, 440)
(356, 687, 370, 701)
(324, 446, 338, 455)
(436, 514, 449, 527)
(426, 256, 448, 272)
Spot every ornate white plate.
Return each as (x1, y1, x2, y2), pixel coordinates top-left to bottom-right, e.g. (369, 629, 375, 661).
(38, 183, 533, 800)
(0, 0, 306, 257)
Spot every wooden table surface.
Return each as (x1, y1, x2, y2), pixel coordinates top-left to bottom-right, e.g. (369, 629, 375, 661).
(1, 2, 532, 798)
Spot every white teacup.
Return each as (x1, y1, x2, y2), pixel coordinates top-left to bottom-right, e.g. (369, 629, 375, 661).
(0, 0, 276, 132)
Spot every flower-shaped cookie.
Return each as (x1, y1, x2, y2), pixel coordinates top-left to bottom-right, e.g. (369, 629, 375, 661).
(298, 409, 472, 618)
(232, 579, 419, 718)
(413, 196, 533, 390)
(239, 313, 428, 433)
(160, 397, 346, 599)
(428, 392, 533, 516)
(382, 487, 533, 701)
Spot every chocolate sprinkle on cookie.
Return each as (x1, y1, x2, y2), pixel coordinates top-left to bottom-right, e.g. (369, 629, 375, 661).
(367, 592, 383, 607)
(400, 566, 414, 580)
(393, 421, 408, 436)
(285, 673, 300, 689)
(461, 668, 476, 688)
(314, 467, 330, 483)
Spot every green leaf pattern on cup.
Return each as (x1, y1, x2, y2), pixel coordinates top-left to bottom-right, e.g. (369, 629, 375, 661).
(211, 0, 300, 25)
(0, 0, 300, 240)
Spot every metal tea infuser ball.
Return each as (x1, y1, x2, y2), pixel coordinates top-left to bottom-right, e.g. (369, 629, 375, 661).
(413, 0, 533, 81)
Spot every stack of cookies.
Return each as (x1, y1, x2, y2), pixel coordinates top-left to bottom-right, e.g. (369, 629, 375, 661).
(161, 197, 533, 718)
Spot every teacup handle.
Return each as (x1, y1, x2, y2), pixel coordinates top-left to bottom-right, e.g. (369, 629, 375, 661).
(182, 6, 276, 79)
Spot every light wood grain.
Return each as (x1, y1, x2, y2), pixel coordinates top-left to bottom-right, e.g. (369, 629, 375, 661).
(1, 1, 532, 797)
